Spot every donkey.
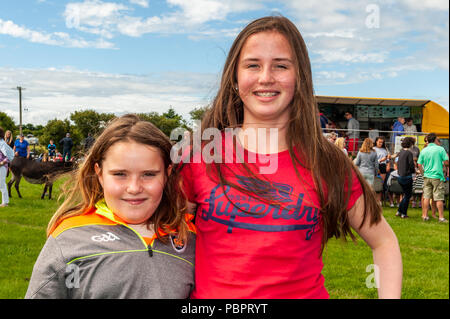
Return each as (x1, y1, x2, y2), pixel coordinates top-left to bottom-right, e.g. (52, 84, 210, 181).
(7, 157, 74, 199)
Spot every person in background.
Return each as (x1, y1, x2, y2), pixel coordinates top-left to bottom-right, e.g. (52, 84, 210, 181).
(83, 132, 95, 152)
(59, 133, 73, 162)
(368, 126, 379, 142)
(4, 130, 15, 149)
(335, 137, 348, 156)
(418, 133, 449, 222)
(319, 112, 329, 131)
(395, 137, 416, 219)
(14, 134, 30, 159)
(53, 152, 63, 162)
(391, 117, 405, 152)
(373, 136, 390, 206)
(47, 139, 56, 160)
(354, 138, 379, 188)
(386, 155, 402, 207)
(327, 121, 340, 136)
(344, 111, 360, 157)
(409, 137, 421, 208)
(325, 132, 337, 144)
(403, 118, 417, 134)
(0, 127, 15, 207)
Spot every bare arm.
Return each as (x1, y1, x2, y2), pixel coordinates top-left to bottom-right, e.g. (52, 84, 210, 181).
(418, 164, 424, 175)
(348, 195, 403, 299)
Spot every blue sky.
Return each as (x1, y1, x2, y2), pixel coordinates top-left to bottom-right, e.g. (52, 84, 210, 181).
(1, 0, 448, 125)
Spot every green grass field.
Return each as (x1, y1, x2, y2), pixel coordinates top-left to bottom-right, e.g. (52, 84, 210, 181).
(0, 176, 448, 299)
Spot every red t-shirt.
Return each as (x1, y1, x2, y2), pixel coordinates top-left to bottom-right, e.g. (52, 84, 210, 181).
(180, 141, 363, 299)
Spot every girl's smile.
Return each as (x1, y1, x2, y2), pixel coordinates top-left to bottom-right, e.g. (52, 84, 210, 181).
(237, 31, 296, 126)
(95, 141, 168, 226)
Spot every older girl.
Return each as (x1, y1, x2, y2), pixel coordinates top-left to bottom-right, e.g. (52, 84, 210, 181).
(179, 16, 402, 299)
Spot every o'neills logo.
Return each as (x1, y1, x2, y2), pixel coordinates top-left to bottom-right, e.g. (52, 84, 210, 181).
(200, 176, 320, 240)
(170, 235, 186, 253)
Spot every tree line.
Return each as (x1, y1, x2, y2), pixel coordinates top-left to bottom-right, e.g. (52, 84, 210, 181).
(0, 105, 209, 154)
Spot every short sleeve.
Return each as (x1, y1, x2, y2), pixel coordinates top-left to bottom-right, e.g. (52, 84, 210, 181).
(417, 152, 423, 165)
(441, 148, 449, 161)
(346, 168, 364, 211)
(179, 163, 196, 203)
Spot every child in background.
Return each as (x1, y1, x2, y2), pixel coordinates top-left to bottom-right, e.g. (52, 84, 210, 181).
(48, 139, 56, 160)
(26, 114, 195, 299)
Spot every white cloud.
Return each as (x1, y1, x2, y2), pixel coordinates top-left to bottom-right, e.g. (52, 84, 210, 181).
(399, 0, 449, 11)
(314, 49, 388, 64)
(63, 0, 265, 38)
(0, 67, 218, 125)
(64, 0, 130, 38)
(166, 0, 261, 25)
(129, 0, 149, 8)
(0, 18, 115, 49)
(283, 0, 448, 73)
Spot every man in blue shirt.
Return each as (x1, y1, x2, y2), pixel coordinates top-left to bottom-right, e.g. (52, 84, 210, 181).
(391, 117, 405, 152)
(14, 134, 30, 159)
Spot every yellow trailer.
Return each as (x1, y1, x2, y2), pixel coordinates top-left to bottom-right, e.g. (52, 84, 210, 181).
(316, 95, 449, 151)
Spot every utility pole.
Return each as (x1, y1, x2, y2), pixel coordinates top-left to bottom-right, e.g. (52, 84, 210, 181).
(13, 86, 25, 136)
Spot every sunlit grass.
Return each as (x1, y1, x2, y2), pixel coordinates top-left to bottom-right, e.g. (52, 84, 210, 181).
(0, 176, 448, 299)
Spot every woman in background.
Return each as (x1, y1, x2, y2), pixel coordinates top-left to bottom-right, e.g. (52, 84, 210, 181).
(4, 130, 15, 149)
(355, 138, 379, 188)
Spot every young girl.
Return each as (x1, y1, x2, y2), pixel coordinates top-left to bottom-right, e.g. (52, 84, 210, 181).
(26, 114, 195, 299)
(179, 16, 402, 299)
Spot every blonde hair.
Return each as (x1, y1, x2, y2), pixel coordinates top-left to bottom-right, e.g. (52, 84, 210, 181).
(47, 114, 189, 243)
(335, 137, 346, 149)
(4, 130, 13, 144)
(359, 138, 374, 153)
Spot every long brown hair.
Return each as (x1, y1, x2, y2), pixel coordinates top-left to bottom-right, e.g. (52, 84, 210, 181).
(47, 114, 189, 243)
(195, 16, 381, 253)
